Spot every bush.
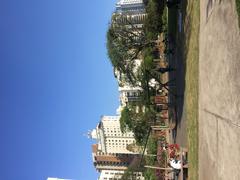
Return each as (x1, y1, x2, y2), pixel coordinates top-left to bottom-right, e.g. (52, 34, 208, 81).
(144, 169, 157, 180)
(147, 136, 158, 154)
(144, 0, 166, 39)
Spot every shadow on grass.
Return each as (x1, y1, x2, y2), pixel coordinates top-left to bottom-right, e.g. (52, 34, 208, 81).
(167, 0, 190, 144)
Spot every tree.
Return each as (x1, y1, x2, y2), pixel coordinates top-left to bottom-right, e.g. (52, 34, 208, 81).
(119, 157, 144, 180)
(144, 0, 166, 40)
(120, 105, 156, 145)
(120, 106, 134, 133)
(107, 14, 157, 86)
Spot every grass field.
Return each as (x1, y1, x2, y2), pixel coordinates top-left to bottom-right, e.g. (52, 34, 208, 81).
(167, 1, 199, 179)
(182, 0, 200, 179)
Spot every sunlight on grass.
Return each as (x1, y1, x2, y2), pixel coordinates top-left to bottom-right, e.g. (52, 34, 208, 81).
(184, 1, 200, 179)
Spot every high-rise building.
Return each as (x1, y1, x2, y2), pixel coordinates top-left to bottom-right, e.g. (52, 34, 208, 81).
(92, 144, 137, 171)
(113, 0, 146, 29)
(92, 144, 144, 180)
(116, 0, 145, 14)
(98, 169, 144, 180)
(116, 85, 142, 114)
(98, 170, 124, 180)
(89, 116, 137, 154)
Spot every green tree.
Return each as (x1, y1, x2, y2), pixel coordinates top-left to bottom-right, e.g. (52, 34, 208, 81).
(107, 14, 157, 86)
(144, 0, 166, 40)
(120, 106, 134, 133)
(120, 105, 156, 145)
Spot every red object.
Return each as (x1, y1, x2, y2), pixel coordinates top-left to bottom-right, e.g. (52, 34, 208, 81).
(154, 96, 167, 104)
(169, 144, 180, 150)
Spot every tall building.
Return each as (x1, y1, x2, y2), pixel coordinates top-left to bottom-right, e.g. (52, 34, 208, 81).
(92, 144, 144, 180)
(98, 169, 144, 180)
(116, 0, 145, 14)
(89, 116, 137, 154)
(116, 85, 142, 114)
(98, 170, 125, 180)
(113, 0, 146, 29)
(92, 144, 137, 171)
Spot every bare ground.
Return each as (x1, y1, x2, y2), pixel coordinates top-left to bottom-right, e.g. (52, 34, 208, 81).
(199, 0, 240, 179)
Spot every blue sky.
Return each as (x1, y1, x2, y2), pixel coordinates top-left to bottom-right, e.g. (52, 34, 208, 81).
(0, 0, 118, 179)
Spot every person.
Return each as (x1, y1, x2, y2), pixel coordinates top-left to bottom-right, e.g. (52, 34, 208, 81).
(169, 158, 182, 170)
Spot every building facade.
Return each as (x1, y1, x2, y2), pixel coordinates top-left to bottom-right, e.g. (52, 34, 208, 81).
(98, 170, 125, 180)
(116, 85, 142, 114)
(90, 116, 144, 179)
(113, 0, 146, 30)
(92, 145, 136, 171)
(89, 116, 137, 154)
(92, 144, 144, 180)
(116, 0, 145, 14)
(98, 170, 144, 180)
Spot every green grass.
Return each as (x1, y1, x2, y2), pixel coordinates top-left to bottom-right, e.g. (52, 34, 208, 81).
(146, 0, 199, 179)
(168, 0, 200, 179)
(182, 0, 200, 179)
(236, 0, 240, 27)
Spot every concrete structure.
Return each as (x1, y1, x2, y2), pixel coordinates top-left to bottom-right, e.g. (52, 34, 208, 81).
(116, 0, 145, 14)
(89, 116, 137, 154)
(98, 169, 144, 180)
(92, 144, 137, 171)
(116, 85, 142, 114)
(199, 0, 240, 179)
(98, 170, 125, 180)
(90, 116, 144, 179)
(113, 0, 146, 32)
(92, 145, 144, 180)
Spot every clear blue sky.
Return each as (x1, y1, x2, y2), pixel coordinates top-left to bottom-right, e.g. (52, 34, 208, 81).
(0, 0, 118, 179)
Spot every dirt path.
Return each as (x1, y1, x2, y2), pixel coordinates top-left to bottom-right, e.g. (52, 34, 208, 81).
(199, 0, 240, 179)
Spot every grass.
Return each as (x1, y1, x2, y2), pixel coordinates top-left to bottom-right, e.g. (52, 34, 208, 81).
(146, 0, 200, 178)
(168, 0, 200, 179)
(181, 0, 200, 179)
(236, 0, 240, 27)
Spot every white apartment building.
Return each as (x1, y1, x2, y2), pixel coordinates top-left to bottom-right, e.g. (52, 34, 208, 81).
(89, 116, 137, 154)
(116, 0, 145, 14)
(98, 170, 144, 180)
(116, 85, 142, 114)
(114, 0, 146, 30)
(98, 170, 124, 180)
